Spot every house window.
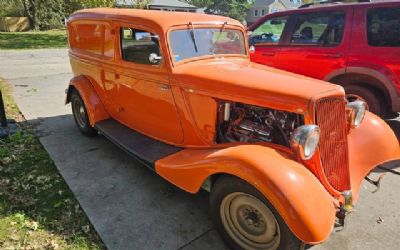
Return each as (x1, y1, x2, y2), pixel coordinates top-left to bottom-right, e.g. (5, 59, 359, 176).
(262, 9, 265, 16)
(254, 9, 259, 17)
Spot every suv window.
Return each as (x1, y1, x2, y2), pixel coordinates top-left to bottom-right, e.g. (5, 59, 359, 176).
(289, 11, 345, 46)
(120, 27, 162, 65)
(250, 16, 289, 46)
(367, 7, 400, 47)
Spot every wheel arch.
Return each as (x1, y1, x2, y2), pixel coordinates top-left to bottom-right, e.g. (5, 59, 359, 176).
(66, 75, 110, 126)
(325, 68, 400, 112)
(155, 145, 336, 244)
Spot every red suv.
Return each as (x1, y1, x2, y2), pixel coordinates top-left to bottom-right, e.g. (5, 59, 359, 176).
(249, 0, 400, 116)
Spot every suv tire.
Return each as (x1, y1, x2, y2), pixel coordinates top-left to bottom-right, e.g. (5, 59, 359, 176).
(344, 85, 386, 117)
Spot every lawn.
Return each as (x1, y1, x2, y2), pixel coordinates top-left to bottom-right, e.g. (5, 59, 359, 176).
(0, 30, 67, 49)
(0, 80, 104, 249)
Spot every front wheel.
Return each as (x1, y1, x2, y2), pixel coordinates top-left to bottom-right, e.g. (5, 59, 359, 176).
(210, 176, 303, 250)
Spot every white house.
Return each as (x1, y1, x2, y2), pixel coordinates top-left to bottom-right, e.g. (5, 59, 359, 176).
(246, 0, 301, 25)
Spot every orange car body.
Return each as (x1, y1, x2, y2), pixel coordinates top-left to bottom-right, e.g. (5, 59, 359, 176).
(65, 9, 400, 245)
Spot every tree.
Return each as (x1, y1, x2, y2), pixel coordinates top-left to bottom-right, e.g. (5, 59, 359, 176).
(0, 0, 25, 17)
(134, 0, 152, 9)
(79, 0, 115, 8)
(206, 0, 254, 22)
(19, 0, 64, 30)
(183, 0, 213, 8)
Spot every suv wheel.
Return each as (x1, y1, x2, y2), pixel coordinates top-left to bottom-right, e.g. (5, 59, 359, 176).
(71, 90, 97, 137)
(344, 85, 386, 117)
(210, 176, 303, 250)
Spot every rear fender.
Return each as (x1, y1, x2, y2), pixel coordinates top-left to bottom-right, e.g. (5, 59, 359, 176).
(348, 112, 400, 202)
(66, 75, 110, 126)
(156, 145, 336, 244)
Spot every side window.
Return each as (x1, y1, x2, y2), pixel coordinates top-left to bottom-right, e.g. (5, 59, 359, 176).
(289, 11, 345, 46)
(120, 27, 162, 65)
(250, 16, 289, 45)
(367, 7, 400, 47)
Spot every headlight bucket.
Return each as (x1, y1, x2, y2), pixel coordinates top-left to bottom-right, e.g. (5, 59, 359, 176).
(290, 125, 320, 160)
(346, 100, 366, 128)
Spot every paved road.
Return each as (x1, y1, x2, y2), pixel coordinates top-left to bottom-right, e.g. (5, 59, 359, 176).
(0, 49, 399, 250)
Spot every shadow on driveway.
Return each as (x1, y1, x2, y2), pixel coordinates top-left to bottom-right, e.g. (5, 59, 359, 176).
(33, 114, 229, 250)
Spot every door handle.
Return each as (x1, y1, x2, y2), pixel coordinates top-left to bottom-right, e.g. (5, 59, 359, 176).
(261, 52, 276, 57)
(160, 84, 170, 91)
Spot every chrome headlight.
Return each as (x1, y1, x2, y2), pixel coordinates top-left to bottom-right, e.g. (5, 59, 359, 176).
(290, 125, 320, 160)
(346, 100, 366, 128)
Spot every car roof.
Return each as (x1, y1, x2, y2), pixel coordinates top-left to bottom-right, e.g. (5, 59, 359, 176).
(249, 0, 399, 30)
(70, 8, 243, 31)
(297, 0, 398, 10)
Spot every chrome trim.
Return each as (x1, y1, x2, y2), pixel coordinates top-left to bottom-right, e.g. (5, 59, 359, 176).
(346, 100, 366, 128)
(341, 190, 353, 212)
(290, 125, 320, 160)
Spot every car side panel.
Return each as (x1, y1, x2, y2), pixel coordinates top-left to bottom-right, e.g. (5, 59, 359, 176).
(155, 145, 336, 244)
(276, 7, 353, 80)
(349, 3, 400, 93)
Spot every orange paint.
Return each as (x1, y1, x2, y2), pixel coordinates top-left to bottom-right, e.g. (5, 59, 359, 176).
(65, 9, 400, 245)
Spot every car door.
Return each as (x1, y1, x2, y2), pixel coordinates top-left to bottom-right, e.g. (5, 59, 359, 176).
(249, 15, 290, 67)
(109, 24, 183, 144)
(276, 8, 352, 80)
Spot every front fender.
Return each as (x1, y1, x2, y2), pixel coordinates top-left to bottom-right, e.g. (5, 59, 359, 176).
(156, 145, 336, 244)
(348, 112, 400, 202)
(66, 75, 110, 126)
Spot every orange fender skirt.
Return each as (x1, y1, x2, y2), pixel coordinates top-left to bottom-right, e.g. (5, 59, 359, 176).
(348, 112, 400, 203)
(156, 145, 336, 244)
(67, 75, 110, 126)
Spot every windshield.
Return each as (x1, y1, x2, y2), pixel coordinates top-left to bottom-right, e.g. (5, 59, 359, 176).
(170, 28, 246, 62)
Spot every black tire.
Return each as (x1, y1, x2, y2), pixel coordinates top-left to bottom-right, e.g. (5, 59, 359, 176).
(210, 176, 303, 250)
(344, 85, 387, 117)
(70, 90, 97, 137)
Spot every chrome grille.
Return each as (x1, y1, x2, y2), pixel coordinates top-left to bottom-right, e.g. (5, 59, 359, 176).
(316, 97, 350, 191)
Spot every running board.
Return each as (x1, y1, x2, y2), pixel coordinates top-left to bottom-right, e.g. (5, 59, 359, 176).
(94, 119, 182, 170)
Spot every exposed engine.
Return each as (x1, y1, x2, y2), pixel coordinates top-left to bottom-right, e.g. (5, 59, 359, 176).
(217, 102, 304, 147)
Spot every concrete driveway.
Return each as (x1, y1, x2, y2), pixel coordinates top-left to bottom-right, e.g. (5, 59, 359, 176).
(0, 49, 399, 250)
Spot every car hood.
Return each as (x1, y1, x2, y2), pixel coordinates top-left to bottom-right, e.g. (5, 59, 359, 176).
(172, 58, 344, 112)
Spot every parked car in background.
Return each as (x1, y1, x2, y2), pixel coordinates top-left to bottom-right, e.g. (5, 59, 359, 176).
(249, 0, 400, 117)
(66, 8, 400, 250)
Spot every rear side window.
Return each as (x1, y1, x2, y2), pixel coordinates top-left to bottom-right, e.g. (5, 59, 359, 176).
(68, 22, 114, 59)
(250, 16, 289, 46)
(289, 11, 345, 46)
(367, 7, 400, 47)
(120, 27, 162, 65)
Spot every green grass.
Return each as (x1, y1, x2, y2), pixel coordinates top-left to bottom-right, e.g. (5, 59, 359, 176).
(0, 80, 104, 249)
(0, 30, 67, 50)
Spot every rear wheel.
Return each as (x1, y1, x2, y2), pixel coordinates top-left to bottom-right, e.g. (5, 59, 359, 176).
(71, 90, 97, 137)
(344, 85, 387, 117)
(210, 176, 303, 250)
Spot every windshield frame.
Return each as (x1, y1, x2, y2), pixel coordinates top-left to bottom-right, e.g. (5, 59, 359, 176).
(167, 23, 249, 67)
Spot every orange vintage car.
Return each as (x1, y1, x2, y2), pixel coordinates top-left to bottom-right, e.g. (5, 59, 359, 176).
(65, 8, 400, 250)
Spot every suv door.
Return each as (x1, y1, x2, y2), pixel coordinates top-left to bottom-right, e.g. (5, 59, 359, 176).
(249, 15, 290, 67)
(111, 24, 183, 144)
(277, 9, 351, 80)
